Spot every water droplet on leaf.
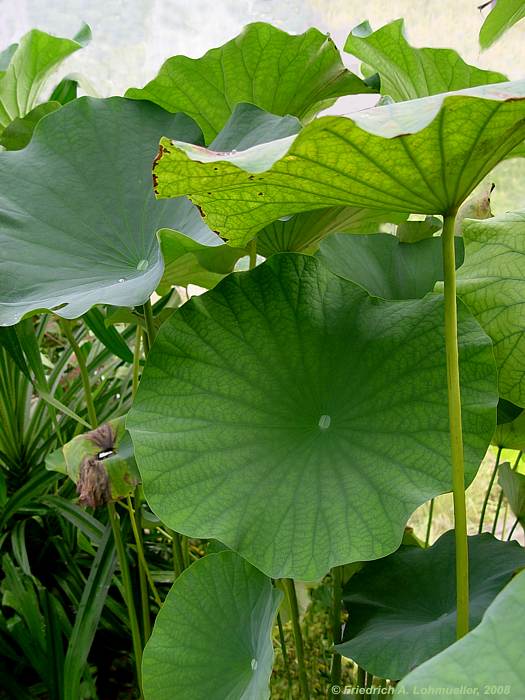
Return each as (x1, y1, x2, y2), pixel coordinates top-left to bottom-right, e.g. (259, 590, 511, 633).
(318, 415, 331, 430)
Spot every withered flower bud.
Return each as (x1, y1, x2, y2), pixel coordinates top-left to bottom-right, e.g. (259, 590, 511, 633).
(77, 456, 111, 508)
(86, 423, 115, 458)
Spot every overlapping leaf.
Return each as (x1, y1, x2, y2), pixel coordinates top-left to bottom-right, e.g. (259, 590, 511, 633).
(0, 97, 205, 325)
(337, 531, 525, 679)
(498, 462, 525, 523)
(142, 551, 281, 700)
(345, 19, 506, 101)
(456, 211, 525, 407)
(479, 0, 525, 48)
(493, 406, 525, 450)
(256, 208, 406, 256)
(153, 80, 525, 246)
(317, 233, 464, 299)
(127, 254, 497, 579)
(0, 24, 90, 131)
(126, 22, 371, 143)
(158, 229, 245, 291)
(396, 570, 525, 695)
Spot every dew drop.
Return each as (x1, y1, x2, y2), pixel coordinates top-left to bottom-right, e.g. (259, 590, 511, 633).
(118, 278, 125, 283)
(318, 414, 331, 430)
(136, 259, 149, 271)
(251, 658, 258, 671)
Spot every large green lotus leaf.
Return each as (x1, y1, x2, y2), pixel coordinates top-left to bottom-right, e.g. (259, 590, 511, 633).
(317, 233, 464, 300)
(256, 208, 407, 256)
(0, 97, 204, 325)
(396, 570, 525, 696)
(345, 19, 506, 102)
(480, 0, 525, 48)
(455, 212, 525, 407)
(336, 531, 525, 680)
(127, 254, 497, 579)
(153, 80, 525, 246)
(499, 462, 525, 522)
(126, 22, 371, 144)
(0, 24, 90, 131)
(142, 551, 281, 700)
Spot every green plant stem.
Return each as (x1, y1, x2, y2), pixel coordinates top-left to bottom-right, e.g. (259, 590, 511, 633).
(126, 496, 162, 608)
(171, 530, 187, 578)
(60, 320, 97, 429)
(425, 498, 435, 547)
(442, 211, 469, 640)
(132, 325, 142, 398)
(282, 578, 310, 699)
(277, 612, 293, 699)
(108, 501, 143, 694)
(491, 490, 505, 535)
(356, 665, 366, 688)
(330, 565, 344, 690)
(501, 501, 509, 536)
(479, 447, 502, 533)
(143, 300, 156, 350)
(507, 517, 520, 541)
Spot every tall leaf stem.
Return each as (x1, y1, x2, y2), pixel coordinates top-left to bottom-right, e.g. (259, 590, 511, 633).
(132, 325, 142, 398)
(330, 565, 344, 690)
(506, 517, 520, 541)
(356, 665, 366, 688)
(60, 320, 97, 429)
(276, 612, 293, 698)
(478, 447, 502, 533)
(425, 498, 435, 547)
(171, 531, 187, 578)
(442, 211, 469, 639)
(282, 578, 310, 699)
(125, 496, 162, 607)
(143, 300, 156, 350)
(108, 501, 143, 694)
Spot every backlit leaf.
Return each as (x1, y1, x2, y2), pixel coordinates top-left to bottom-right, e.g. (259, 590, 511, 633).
(128, 254, 497, 579)
(345, 19, 506, 101)
(126, 22, 372, 143)
(479, 0, 525, 48)
(456, 211, 525, 407)
(153, 81, 525, 246)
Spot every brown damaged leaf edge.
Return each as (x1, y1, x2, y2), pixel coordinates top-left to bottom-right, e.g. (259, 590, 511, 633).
(193, 201, 223, 238)
(152, 142, 171, 195)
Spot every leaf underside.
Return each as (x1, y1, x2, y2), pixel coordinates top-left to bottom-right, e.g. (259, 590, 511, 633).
(127, 254, 497, 579)
(153, 81, 525, 246)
